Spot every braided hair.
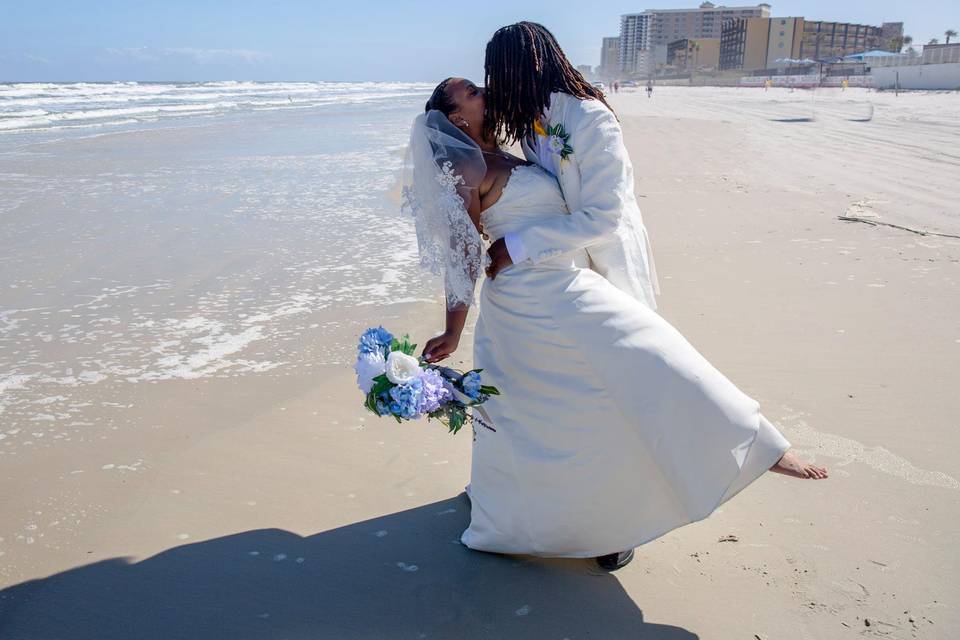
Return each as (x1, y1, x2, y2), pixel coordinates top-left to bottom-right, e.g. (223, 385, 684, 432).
(425, 77, 455, 114)
(484, 22, 613, 144)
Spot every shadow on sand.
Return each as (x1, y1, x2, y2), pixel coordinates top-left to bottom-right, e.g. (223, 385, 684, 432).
(0, 493, 697, 639)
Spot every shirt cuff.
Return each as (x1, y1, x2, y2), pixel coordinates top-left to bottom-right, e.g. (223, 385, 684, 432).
(504, 232, 528, 263)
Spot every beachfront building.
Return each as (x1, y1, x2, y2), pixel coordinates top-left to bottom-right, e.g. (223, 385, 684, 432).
(666, 38, 721, 72)
(620, 3, 770, 75)
(647, 2, 771, 46)
(619, 13, 652, 74)
(720, 16, 904, 71)
(798, 21, 891, 60)
(919, 42, 960, 64)
(720, 17, 804, 71)
(881, 22, 905, 51)
(600, 36, 621, 77)
(868, 42, 960, 89)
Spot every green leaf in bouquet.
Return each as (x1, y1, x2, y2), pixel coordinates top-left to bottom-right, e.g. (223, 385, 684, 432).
(364, 391, 380, 415)
(390, 338, 400, 352)
(448, 407, 466, 435)
(371, 376, 393, 397)
(392, 333, 416, 356)
(479, 385, 500, 396)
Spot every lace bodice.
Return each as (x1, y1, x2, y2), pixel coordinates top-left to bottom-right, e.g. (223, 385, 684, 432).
(480, 164, 569, 243)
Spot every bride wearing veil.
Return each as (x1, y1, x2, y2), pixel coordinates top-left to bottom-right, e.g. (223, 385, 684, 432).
(401, 77, 827, 571)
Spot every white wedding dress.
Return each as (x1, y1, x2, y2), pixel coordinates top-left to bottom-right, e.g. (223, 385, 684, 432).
(462, 164, 791, 558)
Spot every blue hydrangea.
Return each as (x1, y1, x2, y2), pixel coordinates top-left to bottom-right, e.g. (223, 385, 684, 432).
(358, 326, 394, 356)
(462, 371, 482, 400)
(417, 368, 452, 414)
(389, 378, 423, 419)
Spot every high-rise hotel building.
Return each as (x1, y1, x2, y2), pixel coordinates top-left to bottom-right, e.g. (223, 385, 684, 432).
(619, 13, 653, 74)
(600, 36, 621, 77)
(619, 2, 772, 74)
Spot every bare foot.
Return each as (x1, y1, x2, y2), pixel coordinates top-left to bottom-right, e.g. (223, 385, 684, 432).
(770, 450, 829, 479)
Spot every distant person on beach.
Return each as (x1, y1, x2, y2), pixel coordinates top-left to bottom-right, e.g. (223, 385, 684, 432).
(646, 79, 653, 98)
(613, 81, 619, 93)
(407, 21, 827, 574)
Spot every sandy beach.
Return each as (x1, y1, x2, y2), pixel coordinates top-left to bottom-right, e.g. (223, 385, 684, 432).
(1, 86, 958, 639)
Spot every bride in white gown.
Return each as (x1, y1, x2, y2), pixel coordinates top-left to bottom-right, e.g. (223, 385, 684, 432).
(407, 77, 827, 568)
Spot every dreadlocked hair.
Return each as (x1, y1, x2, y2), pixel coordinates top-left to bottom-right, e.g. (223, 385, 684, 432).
(484, 22, 614, 144)
(425, 77, 455, 114)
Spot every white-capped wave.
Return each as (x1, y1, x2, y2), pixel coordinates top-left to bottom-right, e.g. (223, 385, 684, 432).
(0, 81, 432, 132)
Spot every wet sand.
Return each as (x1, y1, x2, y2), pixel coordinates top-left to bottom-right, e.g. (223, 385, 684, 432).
(1, 87, 958, 639)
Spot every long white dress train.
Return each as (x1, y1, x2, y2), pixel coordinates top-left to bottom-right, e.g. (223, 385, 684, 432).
(462, 164, 791, 558)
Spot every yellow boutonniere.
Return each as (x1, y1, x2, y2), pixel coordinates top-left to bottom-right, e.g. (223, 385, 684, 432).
(533, 119, 548, 137)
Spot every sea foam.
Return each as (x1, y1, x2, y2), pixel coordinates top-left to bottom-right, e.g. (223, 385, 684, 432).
(0, 81, 433, 132)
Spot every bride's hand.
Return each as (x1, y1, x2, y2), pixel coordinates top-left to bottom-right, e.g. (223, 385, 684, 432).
(422, 331, 460, 363)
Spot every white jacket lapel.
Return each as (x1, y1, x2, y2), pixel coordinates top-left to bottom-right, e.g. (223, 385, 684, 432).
(548, 93, 575, 204)
(521, 136, 538, 164)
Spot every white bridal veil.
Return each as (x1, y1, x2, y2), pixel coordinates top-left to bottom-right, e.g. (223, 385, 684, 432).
(401, 110, 487, 310)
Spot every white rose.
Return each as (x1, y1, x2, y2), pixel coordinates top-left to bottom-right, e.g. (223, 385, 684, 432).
(385, 351, 421, 385)
(354, 351, 386, 394)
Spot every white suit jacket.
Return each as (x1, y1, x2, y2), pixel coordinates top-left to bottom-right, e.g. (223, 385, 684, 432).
(508, 92, 660, 309)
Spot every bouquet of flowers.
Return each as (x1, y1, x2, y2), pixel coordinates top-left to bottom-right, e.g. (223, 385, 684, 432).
(353, 326, 499, 434)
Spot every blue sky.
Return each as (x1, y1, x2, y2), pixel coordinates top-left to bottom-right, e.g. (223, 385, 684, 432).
(1, 1, 956, 82)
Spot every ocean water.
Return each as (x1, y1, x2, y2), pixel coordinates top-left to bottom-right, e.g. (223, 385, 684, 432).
(0, 82, 440, 450)
(0, 80, 432, 132)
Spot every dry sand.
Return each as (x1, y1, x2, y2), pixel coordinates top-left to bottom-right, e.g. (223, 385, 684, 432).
(2, 87, 958, 639)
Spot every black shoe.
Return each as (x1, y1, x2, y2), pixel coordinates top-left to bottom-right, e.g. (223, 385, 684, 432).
(596, 548, 635, 571)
